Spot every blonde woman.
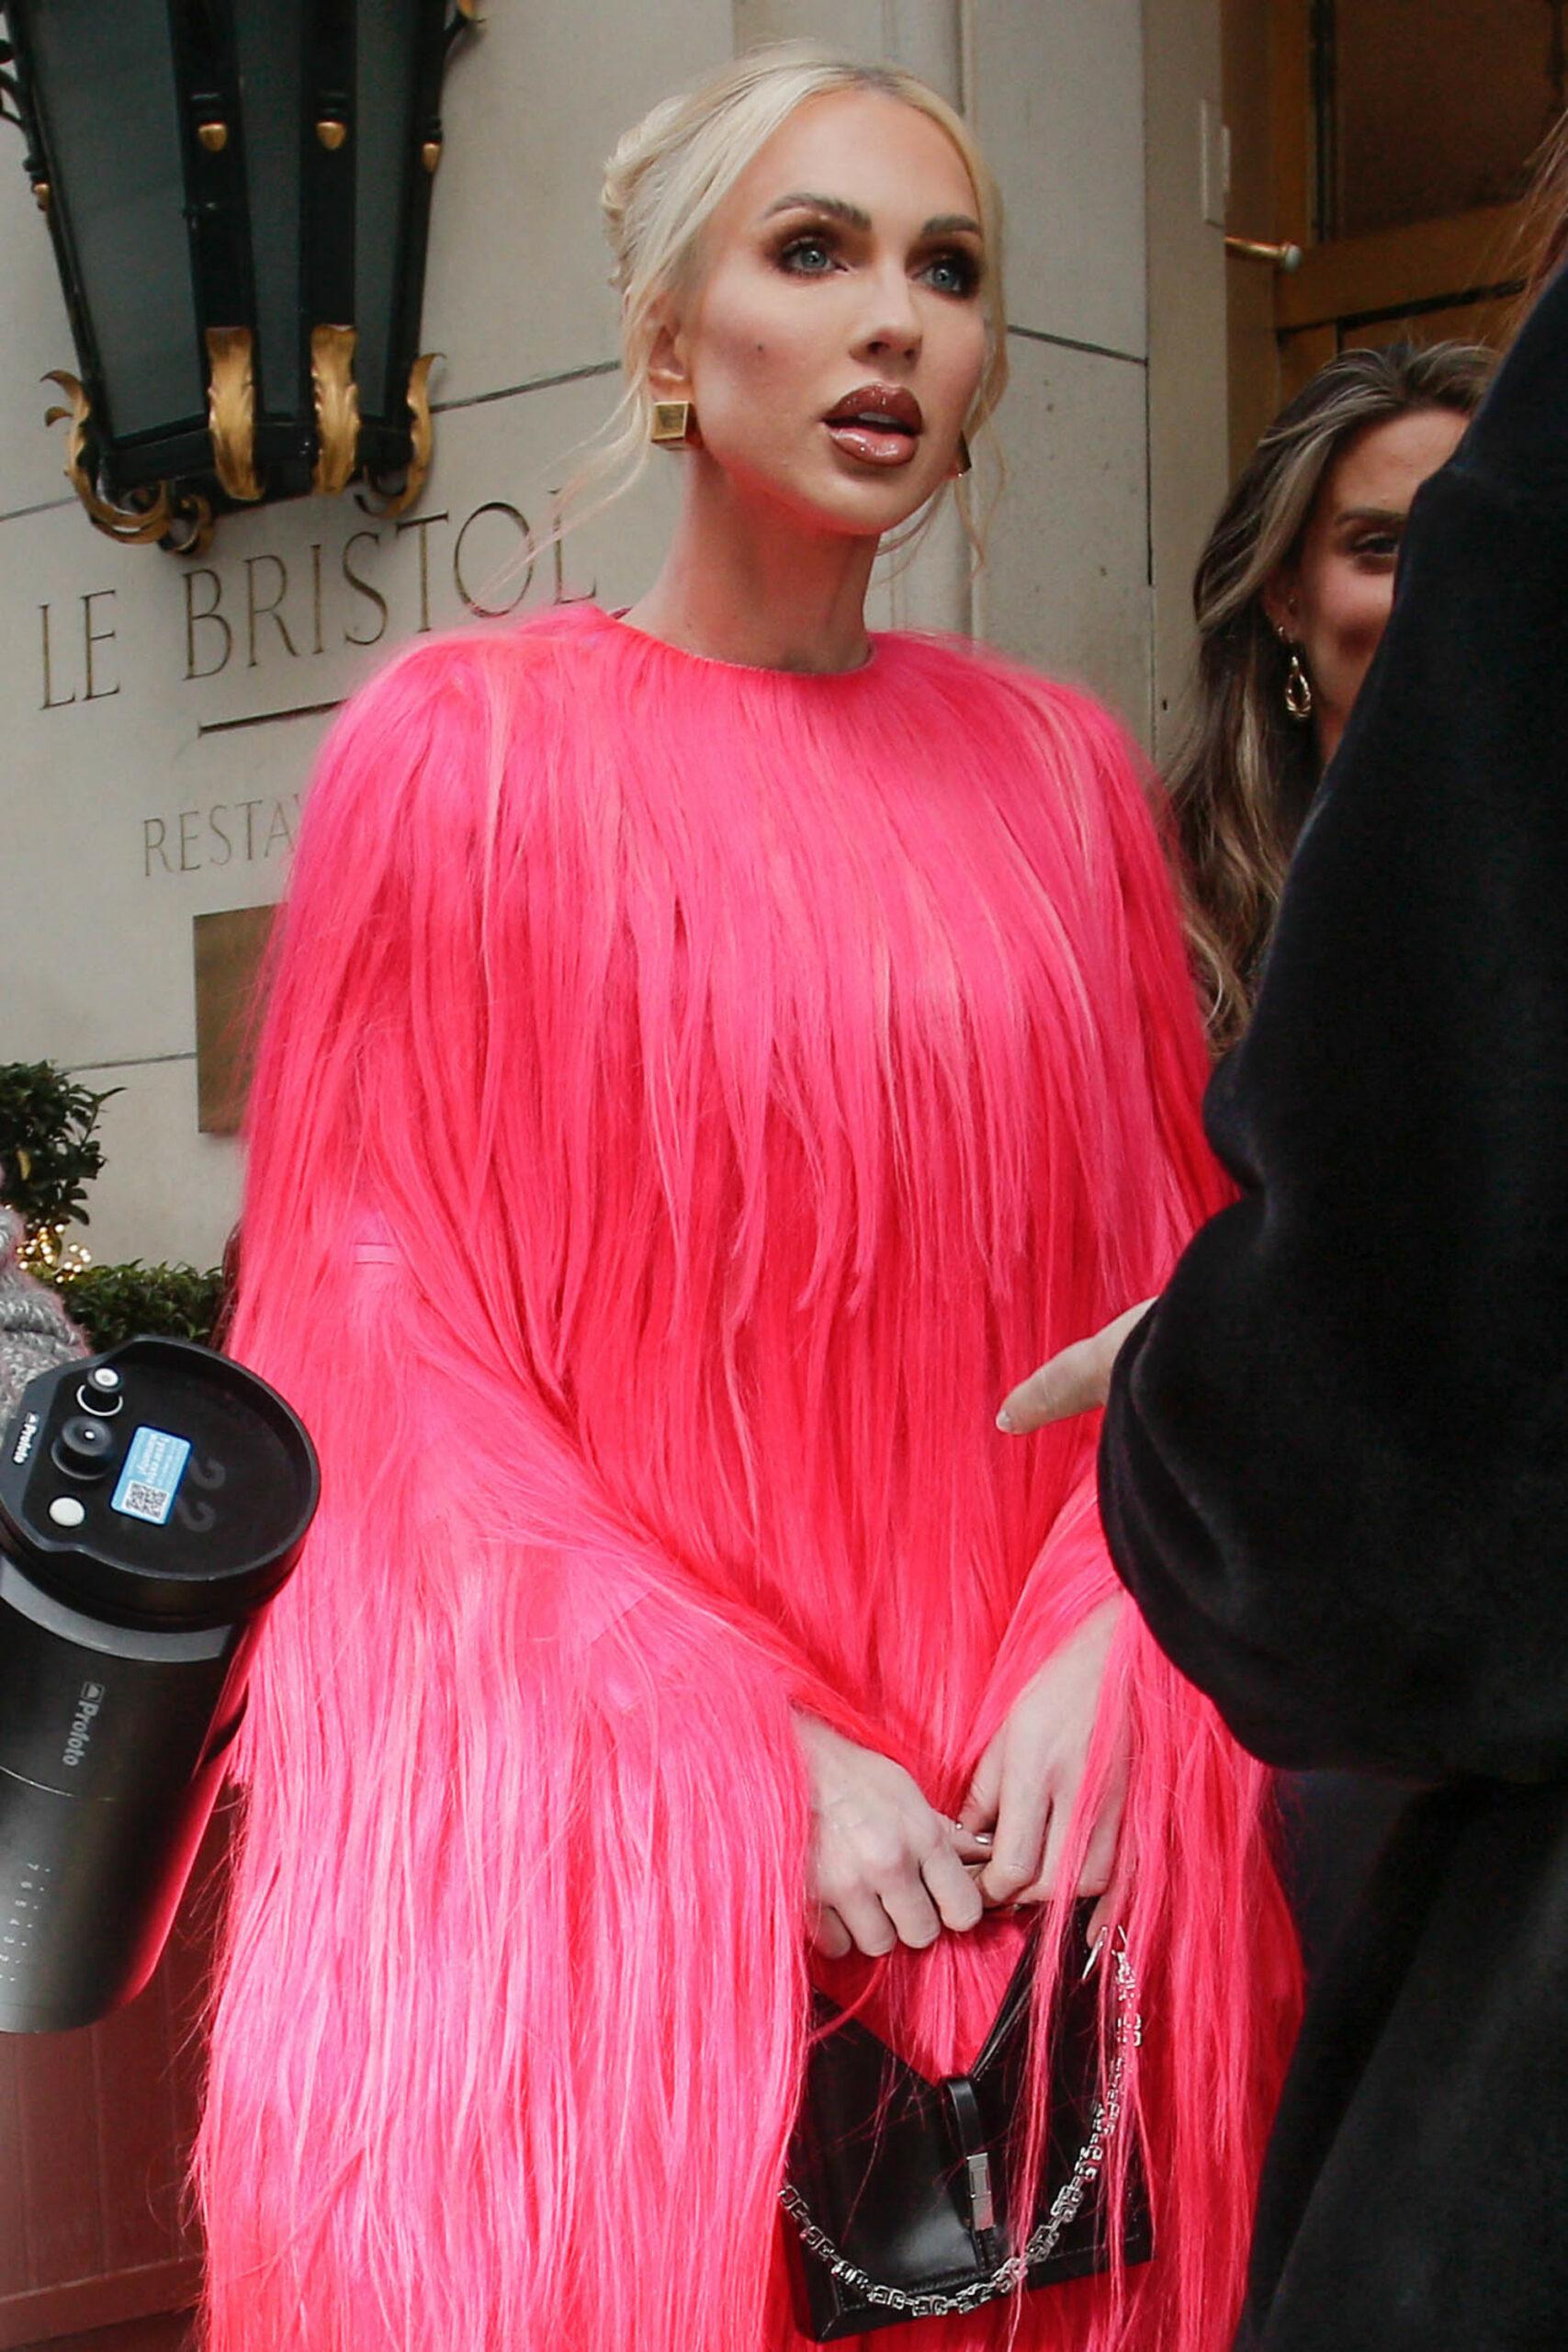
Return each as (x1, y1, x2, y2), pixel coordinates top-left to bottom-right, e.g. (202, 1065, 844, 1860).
(197, 46, 1296, 2352)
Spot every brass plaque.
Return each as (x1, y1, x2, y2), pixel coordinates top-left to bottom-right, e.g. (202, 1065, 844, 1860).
(193, 905, 277, 1135)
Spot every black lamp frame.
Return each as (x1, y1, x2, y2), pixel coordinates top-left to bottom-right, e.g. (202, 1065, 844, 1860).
(0, 0, 476, 549)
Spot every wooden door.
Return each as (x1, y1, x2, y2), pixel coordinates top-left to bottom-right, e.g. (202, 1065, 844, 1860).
(1273, 199, 1528, 396)
(1224, 0, 1547, 450)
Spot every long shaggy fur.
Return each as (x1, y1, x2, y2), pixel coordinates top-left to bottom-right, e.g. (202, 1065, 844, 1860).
(197, 607, 1299, 2352)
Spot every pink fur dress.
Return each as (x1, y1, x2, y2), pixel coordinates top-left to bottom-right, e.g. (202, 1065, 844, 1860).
(197, 605, 1299, 2352)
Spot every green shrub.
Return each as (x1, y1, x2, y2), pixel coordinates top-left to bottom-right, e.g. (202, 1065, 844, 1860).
(0, 1062, 117, 1235)
(55, 1261, 224, 1351)
(1, 1059, 223, 1348)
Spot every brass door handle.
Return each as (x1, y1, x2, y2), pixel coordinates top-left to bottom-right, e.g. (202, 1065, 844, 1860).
(1225, 235, 1304, 272)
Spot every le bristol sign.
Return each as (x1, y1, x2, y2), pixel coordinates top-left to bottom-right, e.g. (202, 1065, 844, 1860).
(30, 491, 595, 882)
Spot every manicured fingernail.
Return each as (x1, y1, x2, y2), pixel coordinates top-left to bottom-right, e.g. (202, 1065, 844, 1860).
(995, 1407, 1014, 1432)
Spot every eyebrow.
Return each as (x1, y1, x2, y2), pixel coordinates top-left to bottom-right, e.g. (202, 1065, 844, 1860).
(1334, 504, 1406, 527)
(763, 191, 872, 230)
(761, 191, 982, 239)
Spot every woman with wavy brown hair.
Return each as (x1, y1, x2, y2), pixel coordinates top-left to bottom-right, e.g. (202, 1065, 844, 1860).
(1168, 342, 1492, 1050)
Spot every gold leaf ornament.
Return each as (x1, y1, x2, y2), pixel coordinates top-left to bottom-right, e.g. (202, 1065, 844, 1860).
(42, 370, 208, 548)
(206, 327, 263, 502)
(310, 325, 362, 496)
(359, 353, 437, 519)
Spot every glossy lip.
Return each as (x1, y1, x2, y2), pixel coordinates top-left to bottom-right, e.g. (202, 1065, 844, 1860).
(822, 382, 924, 435)
(822, 382, 925, 471)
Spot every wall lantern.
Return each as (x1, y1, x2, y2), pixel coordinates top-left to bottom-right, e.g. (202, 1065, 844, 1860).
(0, 0, 478, 552)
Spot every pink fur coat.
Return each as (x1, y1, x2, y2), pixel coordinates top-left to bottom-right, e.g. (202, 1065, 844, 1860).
(197, 606, 1298, 2352)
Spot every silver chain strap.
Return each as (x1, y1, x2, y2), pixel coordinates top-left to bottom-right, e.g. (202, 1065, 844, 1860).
(780, 1933, 1143, 2324)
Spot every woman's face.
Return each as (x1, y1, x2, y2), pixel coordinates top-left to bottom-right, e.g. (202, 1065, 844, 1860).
(1266, 404, 1470, 762)
(655, 88, 989, 539)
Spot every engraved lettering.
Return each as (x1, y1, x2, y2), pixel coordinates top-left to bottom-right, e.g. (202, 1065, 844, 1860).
(82, 589, 119, 700)
(209, 805, 232, 866)
(143, 817, 172, 876)
(184, 567, 232, 679)
(310, 541, 324, 656)
(342, 528, 389, 646)
(550, 506, 596, 607)
(178, 810, 201, 872)
(396, 510, 448, 634)
(245, 553, 298, 667)
(453, 501, 533, 617)
(39, 603, 76, 709)
(264, 797, 297, 856)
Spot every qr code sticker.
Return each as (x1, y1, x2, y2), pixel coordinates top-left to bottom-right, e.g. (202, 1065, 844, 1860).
(112, 1427, 191, 1524)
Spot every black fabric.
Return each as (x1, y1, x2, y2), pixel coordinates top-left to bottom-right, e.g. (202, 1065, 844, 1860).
(1274, 1771, 1413, 1985)
(1100, 260, 1568, 2351)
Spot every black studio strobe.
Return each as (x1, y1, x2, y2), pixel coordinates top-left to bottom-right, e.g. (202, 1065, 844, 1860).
(0, 1337, 317, 2031)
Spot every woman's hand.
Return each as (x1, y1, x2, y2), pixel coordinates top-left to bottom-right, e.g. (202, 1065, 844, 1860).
(958, 1597, 1128, 1940)
(795, 1714, 988, 1960)
(996, 1299, 1156, 1433)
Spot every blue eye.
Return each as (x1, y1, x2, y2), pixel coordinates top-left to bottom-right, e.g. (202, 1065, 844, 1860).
(779, 235, 836, 276)
(922, 250, 979, 299)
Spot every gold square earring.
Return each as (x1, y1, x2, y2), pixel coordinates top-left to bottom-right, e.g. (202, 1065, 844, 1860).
(650, 400, 698, 447)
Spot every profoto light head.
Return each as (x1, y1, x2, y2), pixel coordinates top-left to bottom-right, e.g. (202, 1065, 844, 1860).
(0, 1335, 317, 2031)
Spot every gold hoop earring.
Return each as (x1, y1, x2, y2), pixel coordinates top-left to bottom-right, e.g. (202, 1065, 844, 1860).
(1284, 647, 1314, 721)
(952, 432, 973, 478)
(650, 400, 698, 447)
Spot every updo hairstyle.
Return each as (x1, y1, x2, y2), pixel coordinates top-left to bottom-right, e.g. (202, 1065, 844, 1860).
(559, 41, 1008, 555)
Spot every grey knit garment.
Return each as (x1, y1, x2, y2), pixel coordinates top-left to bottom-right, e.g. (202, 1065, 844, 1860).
(0, 1207, 87, 1425)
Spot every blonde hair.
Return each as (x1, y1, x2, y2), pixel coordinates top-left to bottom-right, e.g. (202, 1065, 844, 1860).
(1513, 102, 1568, 320)
(558, 41, 1007, 556)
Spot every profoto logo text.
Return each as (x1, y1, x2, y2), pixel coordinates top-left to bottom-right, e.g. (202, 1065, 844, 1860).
(62, 1681, 106, 1770)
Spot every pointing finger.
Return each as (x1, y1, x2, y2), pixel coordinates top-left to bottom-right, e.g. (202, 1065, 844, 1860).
(997, 1300, 1156, 1434)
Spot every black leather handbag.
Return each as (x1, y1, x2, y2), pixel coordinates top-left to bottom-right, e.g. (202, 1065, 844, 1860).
(779, 1910, 1150, 2339)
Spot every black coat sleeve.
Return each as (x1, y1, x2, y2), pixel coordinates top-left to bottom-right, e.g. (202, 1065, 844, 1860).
(1100, 266, 1568, 1785)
